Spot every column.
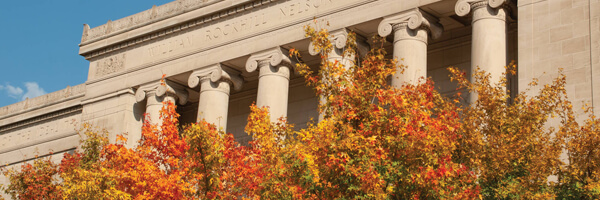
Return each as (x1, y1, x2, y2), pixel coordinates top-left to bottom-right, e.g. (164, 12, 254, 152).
(308, 29, 368, 120)
(246, 47, 293, 122)
(456, 0, 508, 102)
(378, 8, 443, 87)
(135, 80, 189, 126)
(309, 29, 358, 70)
(188, 64, 243, 131)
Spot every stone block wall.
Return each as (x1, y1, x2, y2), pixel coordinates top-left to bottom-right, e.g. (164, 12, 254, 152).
(81, 89, 144, 147)
(519, 0, 599, 117)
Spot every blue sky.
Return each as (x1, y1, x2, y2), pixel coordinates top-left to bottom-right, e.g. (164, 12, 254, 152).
(0, 0, 173, 107)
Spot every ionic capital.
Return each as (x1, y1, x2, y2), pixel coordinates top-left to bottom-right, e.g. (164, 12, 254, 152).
(245, 47, 293, 73)
(378, 8, 443, 40)
(308, 29, 350, 56)
(188, 64, 243, 91)
(308, 29, 370, 57)
(455, 0, 508, 17)
(135, 80, 189, 105)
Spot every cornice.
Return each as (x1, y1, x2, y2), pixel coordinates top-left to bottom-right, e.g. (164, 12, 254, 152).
(80, 0, 280, 60)
(83, 0, 378, 87)
(80, 0, 225, 44)
(0, 84, 85, 121)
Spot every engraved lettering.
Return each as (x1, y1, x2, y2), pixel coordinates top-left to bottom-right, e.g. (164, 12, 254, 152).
(280, 0, 323, 17)
(147, 36, 193, 56)
(214, 27, 222, 38)
(205, 30, 212, 40)
(223, 24, 230, 35)
(204, 13, 267, 41)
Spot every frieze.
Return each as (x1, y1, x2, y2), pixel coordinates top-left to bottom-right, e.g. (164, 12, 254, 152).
(81, 0, 365, 60)
(95, 54, 126, 77)
(0, 110, 80, 155)
(203, 12, 267, 41)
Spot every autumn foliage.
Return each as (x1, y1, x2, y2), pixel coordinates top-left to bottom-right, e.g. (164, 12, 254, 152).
(2, 26, 600, 199)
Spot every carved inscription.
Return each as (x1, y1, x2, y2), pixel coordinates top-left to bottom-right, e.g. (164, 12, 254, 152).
(279, 0, 338, 17)
(204, 13, 267, 41)
(138, 0, 364, 65)
(96, 54, 126, 77)
(147, 36, 194, 57)
(0, 114, 79, 154)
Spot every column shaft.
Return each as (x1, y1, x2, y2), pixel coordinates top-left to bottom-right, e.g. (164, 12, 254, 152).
(145, 93, 176, 126)
(392, 27, 429, 87)
(378, 8, 442, 88)
(135, 80, 188, 128)
(197, 79, 230, 131)
(256, 63, 290, 122)
(470, 5, 507, 102)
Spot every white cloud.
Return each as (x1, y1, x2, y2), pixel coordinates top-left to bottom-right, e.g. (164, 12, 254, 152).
(0, 82, 46, 101)
(0, 83, 24, 99)
(21, 82, 47, 100)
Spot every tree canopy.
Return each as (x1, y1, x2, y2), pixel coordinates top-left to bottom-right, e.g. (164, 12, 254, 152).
(2, 26, 599, 200)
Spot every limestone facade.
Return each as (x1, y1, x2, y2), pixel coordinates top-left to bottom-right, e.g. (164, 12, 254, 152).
(1, 0, 599, 197)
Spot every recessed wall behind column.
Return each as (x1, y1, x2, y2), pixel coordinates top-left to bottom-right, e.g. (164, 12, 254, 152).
(428, 26, 472, 102)
(226, 79, 256, 145)
(226, 77, 318, 145)
(427, 23, 518, 103)
(287, 78, 319, 130)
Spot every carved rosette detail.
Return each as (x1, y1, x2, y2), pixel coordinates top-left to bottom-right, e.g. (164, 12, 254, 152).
(245, 47, 293, 74)
(135, 80, 189, 105)
(188, 64, 243, 92)
(455, 0, 508, 17)
(378, 8, 443, 40)
(95, 54, 126, 77)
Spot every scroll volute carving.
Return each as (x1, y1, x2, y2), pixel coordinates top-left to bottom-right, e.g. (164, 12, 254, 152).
(378, 8, 443, 40)
(455, 0, 508, 17)
(245, 47, 293, 73)
(135, 80, 189, 105)
(308, 29, 349, 56)
(188, 64, 243, 91)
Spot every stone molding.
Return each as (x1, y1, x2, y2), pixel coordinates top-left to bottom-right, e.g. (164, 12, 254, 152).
(0, 106, 82, 134)
(0, 84, 85, 120)
(455, 0, 508, 17)
(80, 0, 280, 60)
(81, 0, 224, 44)
(135, 80, 189, 105)
(188, 63, 243, 91)
(245, 47, 293, 73)
(82, 0, 378, 88)
(81, 89, 135, 106)
(378, 8, 443, 41)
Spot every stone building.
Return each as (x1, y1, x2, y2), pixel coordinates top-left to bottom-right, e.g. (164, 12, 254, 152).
(1, 0, 598, 195)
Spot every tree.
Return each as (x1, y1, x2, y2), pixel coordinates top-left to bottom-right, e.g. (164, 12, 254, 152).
(3, 25, 600, 200)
